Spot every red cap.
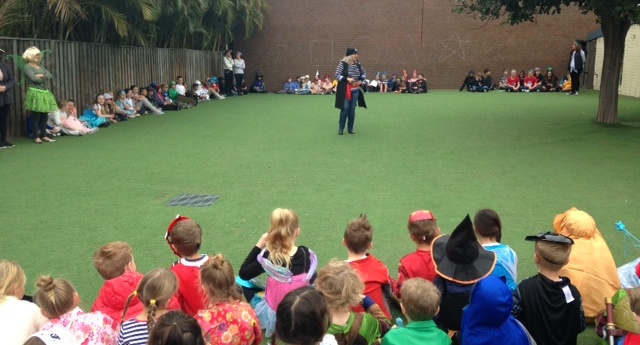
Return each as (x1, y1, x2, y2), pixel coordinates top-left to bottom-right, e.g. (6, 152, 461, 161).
(409, 210, 436, 223)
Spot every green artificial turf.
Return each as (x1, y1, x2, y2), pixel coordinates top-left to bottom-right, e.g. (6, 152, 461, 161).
(2, 90, 640, 344)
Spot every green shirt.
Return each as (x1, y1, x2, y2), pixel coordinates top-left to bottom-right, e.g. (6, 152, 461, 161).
(381, 320, 451, 345)
(328, 312, 381, 345)
(23, 64, 52, 91)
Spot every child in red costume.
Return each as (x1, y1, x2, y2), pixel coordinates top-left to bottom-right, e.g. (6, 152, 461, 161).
(394, 210, 440, 299)
(92, 241, 144, 329)
(344, 214, 393, 319)
(166, 215, 210, 316)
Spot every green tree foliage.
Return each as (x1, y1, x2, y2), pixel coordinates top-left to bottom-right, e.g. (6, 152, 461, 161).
(453, 0, 640, 124)
(0, 0, 268, 50)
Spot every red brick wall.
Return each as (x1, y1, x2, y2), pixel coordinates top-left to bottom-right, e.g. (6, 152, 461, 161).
(234, 1, 599, 89)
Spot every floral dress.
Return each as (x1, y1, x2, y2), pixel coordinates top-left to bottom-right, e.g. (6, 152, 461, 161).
(40, 307, 117, 345)
(195, 301, 262, 345)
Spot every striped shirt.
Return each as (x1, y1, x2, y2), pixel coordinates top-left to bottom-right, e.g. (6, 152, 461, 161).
(118, 319, 149, 345)
(335, 62, 366, 82)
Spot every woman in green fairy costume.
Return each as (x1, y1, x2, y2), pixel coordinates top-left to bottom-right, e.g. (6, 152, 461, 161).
(23, 46, 57, 143)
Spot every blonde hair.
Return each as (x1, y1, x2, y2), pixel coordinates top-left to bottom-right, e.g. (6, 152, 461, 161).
(401, 278, 440, 321)
(266, 208, 299, 268)
(122, 268, 178, 329)
(535, 241, 571, 271)
(0, 260, 27, 302)
(315, 259, 363, 310)
(344, 215, 373, 254)
(200, 254, 242, 304)
(93, 241, 134, 280)
(33, 276, 76, 319)
(22, 46, 41, 63)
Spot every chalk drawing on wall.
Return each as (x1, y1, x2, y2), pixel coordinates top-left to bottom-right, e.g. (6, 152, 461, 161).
(391, 34, 420, 65)
(438, 32, 469, 62)
(350, 36, 381, 65)
(267, 31, 288, 67)
(309, 40, 334, 67)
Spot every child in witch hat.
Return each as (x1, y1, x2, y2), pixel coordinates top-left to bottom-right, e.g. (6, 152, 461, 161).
(431, 214, 496, 344)
(513, 232, 586, 345)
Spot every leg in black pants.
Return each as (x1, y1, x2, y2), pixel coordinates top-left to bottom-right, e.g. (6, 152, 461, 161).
(0, 104, 9, 145)
(235, 73, 244, 95)
(31, 111, 48, 139)
(224, 70, 234, 96)
(570, 70, 581, 95)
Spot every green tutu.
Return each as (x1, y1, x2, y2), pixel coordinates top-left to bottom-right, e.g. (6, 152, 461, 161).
(25, 87, 58, 113)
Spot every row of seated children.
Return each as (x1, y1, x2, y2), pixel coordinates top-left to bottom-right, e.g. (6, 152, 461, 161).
(459, 69, 494, 92)
(37, 77, 228, 138)
(278, 75, 335, 95)
(498, 67, 570, 93)
(1, 206, 629, 345)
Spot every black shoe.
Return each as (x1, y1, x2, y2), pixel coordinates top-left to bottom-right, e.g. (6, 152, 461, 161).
(338, 130, 344, 135)
(3, 141, 14, 148)
(348, 130, 355, 134)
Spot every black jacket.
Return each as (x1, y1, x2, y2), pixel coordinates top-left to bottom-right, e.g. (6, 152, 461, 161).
(0, 61, 15, 107)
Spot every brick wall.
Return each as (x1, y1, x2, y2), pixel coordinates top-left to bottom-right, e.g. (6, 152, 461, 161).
(234, 0, 600, 90)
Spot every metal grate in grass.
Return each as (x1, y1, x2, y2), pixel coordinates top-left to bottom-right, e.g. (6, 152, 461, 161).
(165, 194, 220, 207)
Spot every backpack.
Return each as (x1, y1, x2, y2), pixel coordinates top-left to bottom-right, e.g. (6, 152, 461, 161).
(333, 313, 376, 345)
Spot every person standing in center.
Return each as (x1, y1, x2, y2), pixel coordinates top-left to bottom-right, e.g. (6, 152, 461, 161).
(335, 48, 366, 135)
(223, 50, 235, 97)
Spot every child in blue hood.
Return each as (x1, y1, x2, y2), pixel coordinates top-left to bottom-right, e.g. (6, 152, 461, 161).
(460, 276, 535, 345)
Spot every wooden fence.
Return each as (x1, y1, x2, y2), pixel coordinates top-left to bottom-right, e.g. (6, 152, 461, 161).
(0, 37, 222, 138)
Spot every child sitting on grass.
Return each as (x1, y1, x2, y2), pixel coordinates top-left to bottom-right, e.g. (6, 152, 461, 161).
(118, 268, 179, 345)
(34, 275, 117, 345)
(0, 260, 47, 345)
(92, 241, 144, 328)
(239, 208, 318, 339)
(513, 232, 586, 345)
(395, 210, 440, 299)
(460, 276, 534, 345)
(148, 311, 205, 345)
(275, 287, 337, 345)
(382, 278, 450, 345)
(473, 209, 518, 292)
(344, 214, 393, 318)
(166, 215, 210, 316)
(431, 215, 496, 345)
(196, 254, 262, 345)
(315, 259, 391, 345)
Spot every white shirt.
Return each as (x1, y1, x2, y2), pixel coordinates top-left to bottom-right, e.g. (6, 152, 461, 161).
(0, 296, 48, 345)
(48, 109, 67, 127)
(234, 59, 245, 74)
(176, 84, 186, 96)
(223, 56, 234, 71)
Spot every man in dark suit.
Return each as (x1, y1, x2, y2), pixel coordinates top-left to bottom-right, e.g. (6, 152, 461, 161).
(0, 47, 15, 148)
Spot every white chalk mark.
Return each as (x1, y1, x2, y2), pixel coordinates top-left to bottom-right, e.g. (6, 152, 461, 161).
(267, 31, 287, 67)
(438, 32, 469, 62)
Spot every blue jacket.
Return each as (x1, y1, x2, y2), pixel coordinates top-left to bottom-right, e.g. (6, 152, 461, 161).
(460, 276, 534, 345)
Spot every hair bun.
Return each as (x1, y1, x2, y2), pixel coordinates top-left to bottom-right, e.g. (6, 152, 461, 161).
(36, 276, 55, 291)
(208, 254, 227, 269)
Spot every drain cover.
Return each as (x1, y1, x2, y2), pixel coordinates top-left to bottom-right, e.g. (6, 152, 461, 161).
(165, 194, 220, 207)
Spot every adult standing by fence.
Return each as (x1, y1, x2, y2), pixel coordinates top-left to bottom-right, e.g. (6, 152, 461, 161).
(0, 47, 15, 149)
(234, 52, 245, 96)
(567, 40, 586, 96)
(335, 48, 366, 135)
(23, 46, 57, 143)
(223, 50, 235, 97)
